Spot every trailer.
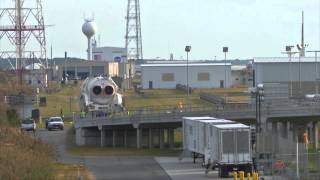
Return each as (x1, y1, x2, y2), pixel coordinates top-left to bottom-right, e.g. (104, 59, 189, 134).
(182, 117, 253, 178)
(182, 117, 237, 163)
(208, 123, 252, 178)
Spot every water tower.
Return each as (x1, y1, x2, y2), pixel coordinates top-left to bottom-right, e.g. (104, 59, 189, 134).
(82, 19, 97, 61)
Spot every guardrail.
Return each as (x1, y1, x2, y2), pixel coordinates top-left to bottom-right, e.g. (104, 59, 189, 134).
(200, 93, 226, 106)
(74, 99, 320, 128)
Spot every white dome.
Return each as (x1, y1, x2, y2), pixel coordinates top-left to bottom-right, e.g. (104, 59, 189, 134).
(82, 20, 97, 38)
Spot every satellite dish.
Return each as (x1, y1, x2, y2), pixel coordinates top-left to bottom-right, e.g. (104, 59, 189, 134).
(297, 44, 301, 50)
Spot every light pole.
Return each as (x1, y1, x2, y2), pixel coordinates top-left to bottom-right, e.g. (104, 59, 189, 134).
(185, 46, 191, 109)
(64, 51, 67, 83)
(307, 50, 320, 94)
(223, 47, 228, 88)
(254, 83, 264, 171)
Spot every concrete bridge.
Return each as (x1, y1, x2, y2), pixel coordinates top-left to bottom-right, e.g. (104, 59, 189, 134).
(74, 99, 320, 151)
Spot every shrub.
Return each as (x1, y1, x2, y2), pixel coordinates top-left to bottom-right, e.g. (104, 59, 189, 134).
(0, 126, 55, 179)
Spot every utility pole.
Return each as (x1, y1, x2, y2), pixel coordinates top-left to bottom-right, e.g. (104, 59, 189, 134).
(223, 47, 229, 88)
(185, 46, 191, 110)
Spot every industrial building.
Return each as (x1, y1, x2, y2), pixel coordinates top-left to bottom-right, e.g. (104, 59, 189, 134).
(254, 57, 320, 96)
(92, 46, 127, 62)
(24, 63, 47, 88)
(231, 64, 253, 87)
(57, 60, 119, 80)
(141, 63, 232, 89)
(56, 60, 134, 88)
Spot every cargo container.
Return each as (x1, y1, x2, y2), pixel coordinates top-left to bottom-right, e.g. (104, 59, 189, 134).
(182, 117, 236, 159)
(182, 117, 252, 178)
(208, 123, 252, 178)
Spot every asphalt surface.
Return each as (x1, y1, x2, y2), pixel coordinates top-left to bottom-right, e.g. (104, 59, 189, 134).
(36, 128, 170, 180)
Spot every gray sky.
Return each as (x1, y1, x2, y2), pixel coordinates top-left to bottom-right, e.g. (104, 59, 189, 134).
(1, 0, 320, 60)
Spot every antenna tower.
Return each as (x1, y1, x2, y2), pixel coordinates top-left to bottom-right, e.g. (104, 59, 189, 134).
(0, 0, 47, 85)
(125, 0, 143, 61)
(297, 11, 307, 57)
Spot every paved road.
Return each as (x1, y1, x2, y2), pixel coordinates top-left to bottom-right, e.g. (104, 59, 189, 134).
(36, 128, 170, 180)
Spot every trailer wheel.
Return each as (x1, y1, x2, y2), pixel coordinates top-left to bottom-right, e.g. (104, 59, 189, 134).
(219, 166, 228, 178)
(244, 164, 252, 176)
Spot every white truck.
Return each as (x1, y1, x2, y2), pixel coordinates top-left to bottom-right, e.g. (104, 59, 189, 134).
(182, 117, 253, 178)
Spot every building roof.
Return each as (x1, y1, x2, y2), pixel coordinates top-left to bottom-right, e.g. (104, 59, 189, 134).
(214, 123, 249, 129)
(254, 57, 320, 63)
(141, 63, 232, 67)
(231, 65, 247, 71)
(25, 63, 44, 70)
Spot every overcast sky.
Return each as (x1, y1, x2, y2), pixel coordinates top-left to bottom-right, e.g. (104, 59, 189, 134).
(1, 0, 319, 60)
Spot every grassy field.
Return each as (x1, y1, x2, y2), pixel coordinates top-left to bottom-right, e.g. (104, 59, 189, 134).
(36, 82, 81, 118)
(37, 81, 249, 119)
(124, 89, 212, 111)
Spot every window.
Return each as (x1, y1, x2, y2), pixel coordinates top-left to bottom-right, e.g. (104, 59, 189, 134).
(94, 54, 101, 60)
(189, 126, 193, 135)
(198, 72, 209, 81)
(162, 73, 174, 81)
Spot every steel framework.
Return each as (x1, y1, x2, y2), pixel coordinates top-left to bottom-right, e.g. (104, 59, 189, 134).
(125, 0, 143, 61)
(0, 0, 47, 85)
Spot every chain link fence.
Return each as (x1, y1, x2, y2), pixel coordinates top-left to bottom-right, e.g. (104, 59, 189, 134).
(255, 130, 320, 180)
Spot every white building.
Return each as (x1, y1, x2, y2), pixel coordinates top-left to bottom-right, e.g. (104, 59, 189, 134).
(24, 63, 47, 88)
(254, 57, 320, 84)
(57, 61, 119, 80)
(231, 65, 253, 87)
(141, 63, 231, 89)
(92, 46, 127, 62)
(254, 57, 320, 96)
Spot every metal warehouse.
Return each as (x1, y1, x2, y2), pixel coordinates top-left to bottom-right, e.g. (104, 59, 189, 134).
(254, 57, 320, 96)
(141, 63, 231, 89)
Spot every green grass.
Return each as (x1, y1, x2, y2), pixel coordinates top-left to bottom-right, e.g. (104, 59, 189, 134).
(38, 81, 249, 118)
(35, 82, 81, 118)
(124, 89, 212, 111)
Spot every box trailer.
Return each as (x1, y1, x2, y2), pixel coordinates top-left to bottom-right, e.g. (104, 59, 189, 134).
(182, 117, 236, 159)
(208, 123, 252, 178)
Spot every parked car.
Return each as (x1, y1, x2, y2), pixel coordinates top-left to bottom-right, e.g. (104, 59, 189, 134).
(47, 117, 64, 131)
(21, 118, 36, 131)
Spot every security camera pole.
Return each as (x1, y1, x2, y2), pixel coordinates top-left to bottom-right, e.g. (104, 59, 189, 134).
(223, 47, 228, 88)
(185, 46, 191, 109)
